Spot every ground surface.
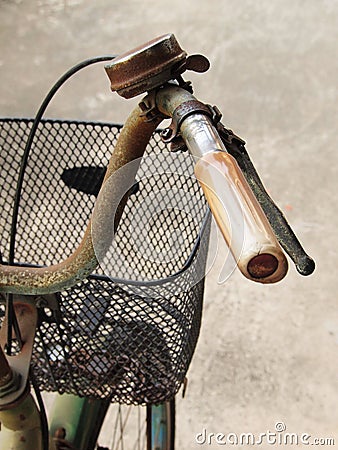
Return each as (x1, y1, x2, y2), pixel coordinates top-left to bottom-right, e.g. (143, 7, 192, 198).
(0, 0, 337, 448)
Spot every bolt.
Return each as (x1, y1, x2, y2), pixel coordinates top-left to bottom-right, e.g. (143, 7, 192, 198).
(35, 296, 48, 308)
(160, 128, 173, 141)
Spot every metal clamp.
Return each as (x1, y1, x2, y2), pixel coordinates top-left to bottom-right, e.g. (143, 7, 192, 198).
(139, 89, 167, 122)
(0, 300, 38, 408)
(160, 100, 214, 143)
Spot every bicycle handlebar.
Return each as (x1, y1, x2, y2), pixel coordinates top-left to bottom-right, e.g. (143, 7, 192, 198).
(0, 84, 292, 294)
(0, 107, 162, 295)
(156, 86, 288, 283)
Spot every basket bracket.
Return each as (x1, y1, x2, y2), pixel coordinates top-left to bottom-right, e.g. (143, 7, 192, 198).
(0, 298, 37, 408)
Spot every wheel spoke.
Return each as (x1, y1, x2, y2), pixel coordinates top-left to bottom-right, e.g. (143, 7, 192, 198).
(102, 402, 173, 450)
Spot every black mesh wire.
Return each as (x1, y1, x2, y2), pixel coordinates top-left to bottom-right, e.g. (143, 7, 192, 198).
(0, 118, 210, 405)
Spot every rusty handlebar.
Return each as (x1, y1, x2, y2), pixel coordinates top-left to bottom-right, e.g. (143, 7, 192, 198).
(0, 84, 290, 295)
(0, 106, 161, 295)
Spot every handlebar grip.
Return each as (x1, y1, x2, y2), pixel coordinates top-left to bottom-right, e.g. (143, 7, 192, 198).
(194, 151, 288, 283)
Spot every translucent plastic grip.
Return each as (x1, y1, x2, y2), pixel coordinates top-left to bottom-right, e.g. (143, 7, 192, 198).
(194, 151, 288, 283)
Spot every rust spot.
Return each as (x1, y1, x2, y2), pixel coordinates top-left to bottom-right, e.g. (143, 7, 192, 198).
(20, 436, 26, 442)
(15, 303, 32, 316)
(19, 414, 26, 421)
(105, 34, 187, 98)
(247, 254, 279, 279)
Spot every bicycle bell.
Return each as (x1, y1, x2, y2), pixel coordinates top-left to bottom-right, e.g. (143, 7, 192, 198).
(105, 33, 210, 98)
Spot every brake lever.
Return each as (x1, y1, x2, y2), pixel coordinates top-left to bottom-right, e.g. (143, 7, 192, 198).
(216, 122, 315, 276)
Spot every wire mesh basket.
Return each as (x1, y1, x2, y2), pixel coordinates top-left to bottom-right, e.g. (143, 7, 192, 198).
(0, 118, 210, 405)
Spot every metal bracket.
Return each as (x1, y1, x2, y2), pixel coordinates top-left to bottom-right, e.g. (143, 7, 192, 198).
(0, 299, 38, 408)
(139, 89, 167, 122)
(215, 121, 246, 147)
(160, 100, 214, 143)
(158, 100, 246, 154)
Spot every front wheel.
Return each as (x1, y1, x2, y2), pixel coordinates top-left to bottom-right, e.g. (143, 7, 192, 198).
(96, 399, 175, 450)
(147, 399, 175, 450)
